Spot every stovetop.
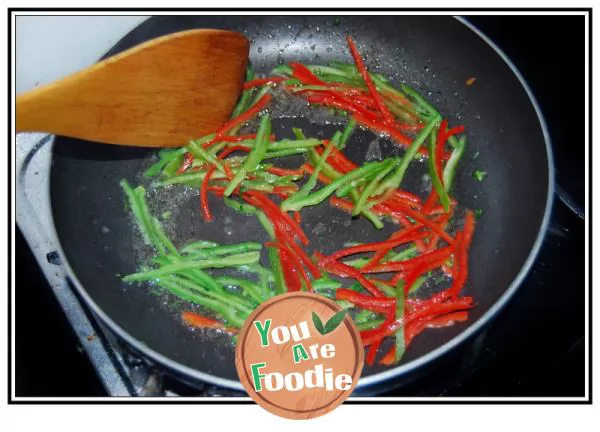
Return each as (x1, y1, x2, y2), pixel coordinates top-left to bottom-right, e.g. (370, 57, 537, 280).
(14, 15, 586, 397)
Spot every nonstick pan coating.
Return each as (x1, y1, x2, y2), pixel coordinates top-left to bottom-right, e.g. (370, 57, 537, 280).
(49, 15, 552, 391)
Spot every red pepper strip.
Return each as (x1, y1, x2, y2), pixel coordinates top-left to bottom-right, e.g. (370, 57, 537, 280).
(243, 190, 309, 246)
(214, 93, 273, 138)
(462, 210, 476, 247)
(222, 162, 234, 180)
(243, 76, 287, 90)
(363, 245, 453, 274)
(365, 248, 390, 270)
(362, 226, 424, 270)
(391, 190, 422, 206)
(378, 345, 396, 366)
(355, 111, 452, 160)
(302, 163, 333, 185)
(279, 244, 302, 292)
(274, 224, 321, 279)
(346, 92, 379, 111)
(446, 211, 475, 299)
(266, 241, 302, 292)
(267, 239, 312, 292)
(200, 165, 217, 222)
(353, 112, 414, 147)
(314, 145, 358, 172)
(320, 229, 427, 266)
(177, 152, 195, 174)
(266, 166, 305, 177)
(420, 190, 458, 219)
(405, 311, 469, 346)
(329, 196, 355, 213)
(380, 87, 414, 108)
(321, 260, 384, 297)
(273, 185, 298, 194)
(402, 253, 452, 295)
(293, 211, 302, 224)
(366, 338, 383, 366)
(330, 195, 416, 229)
(207, 185, 225, 197)
(379, 193, 423, 213)
(390, 272, 407, 286)
(245, 194, 319, 279)
(346, 36, 396, 126)
(216, 145, 251, 160)
(376, 202, 456, 246)
(290, 62, 328, 86)
(369, 277, 395, 288)
(445, 125, 465, 138)
(304, 92, 383, 123)
(335, 288, 395, 313)
(282, 244, 312, 292)
(181, 311, 238, 334)
(360, 296, 474, 346)
(435, 120, 449, 187)
(424, 211, 453, 253)
(330, 196, 415, 229)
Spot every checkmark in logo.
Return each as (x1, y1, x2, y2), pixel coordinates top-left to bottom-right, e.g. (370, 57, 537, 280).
(311, 310, 348, 336)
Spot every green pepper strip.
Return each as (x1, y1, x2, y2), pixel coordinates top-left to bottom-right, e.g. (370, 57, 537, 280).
(312, 277, 343, 290)
(224, 114, 272, 197)
(180, 240, 219, 250)
(395, 281, 406, 364)
(144, 148, 186, 178)
(182, 242, 262, 257)
(339, 118, 356, 149)
(161, 152, 185, 178)
(223, 197, 258, 215)
(428, 127, 450, 213)
(156, 170, 229, 187)
(122, 252, 261, 282)
(271, 64, 293, 76)
(157, 278, 245, 328)
(356, 317, 385, 331)
(269, 138, 321, 150)
(400, 83, 439, 119)
(171, 274, 254, 315)
(260, 215, 287, 295)
(374, 116, 440, 197)
(120, 180, 165, 253)
(216, 276, 264, 305)
(230, 65, 256, 118)
(263, 148, 309, 159)
(353, 157, 399, 216)
(150, 217, 179, 256)
(366, 279, 394, 297)
(150, 254, 255, 311)
(282, 133, 339, 211)
(280, 159, 389, 212)
(188, 139, 225, 173)
(443, 136, 467, 191)
(306, 147, 384, 229)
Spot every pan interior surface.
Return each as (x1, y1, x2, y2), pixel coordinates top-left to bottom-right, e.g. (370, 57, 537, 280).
(50, 15, 550, 388)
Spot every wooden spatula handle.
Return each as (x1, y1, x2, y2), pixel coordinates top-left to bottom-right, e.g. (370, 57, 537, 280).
(15, 29, 249, 147)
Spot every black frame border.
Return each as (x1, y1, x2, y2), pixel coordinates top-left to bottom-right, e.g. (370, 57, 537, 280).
(8, 7, 592, 405)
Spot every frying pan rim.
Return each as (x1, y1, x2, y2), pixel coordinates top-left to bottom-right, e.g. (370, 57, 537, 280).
(46, 15, 555, 393)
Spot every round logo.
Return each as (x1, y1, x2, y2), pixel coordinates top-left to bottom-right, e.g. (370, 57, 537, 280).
(235, 292, 364, 419)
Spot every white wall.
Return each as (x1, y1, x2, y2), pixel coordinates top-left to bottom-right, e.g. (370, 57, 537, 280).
(15, 16, 149, 93)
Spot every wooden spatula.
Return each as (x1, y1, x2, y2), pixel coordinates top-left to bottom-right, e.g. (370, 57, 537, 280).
(16, 29, 249, 148)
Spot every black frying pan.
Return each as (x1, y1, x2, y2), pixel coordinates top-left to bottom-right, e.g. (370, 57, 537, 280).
(49, 15, 553, 393)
